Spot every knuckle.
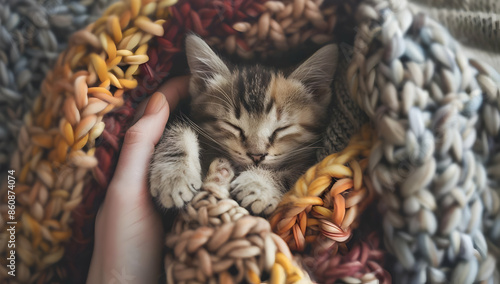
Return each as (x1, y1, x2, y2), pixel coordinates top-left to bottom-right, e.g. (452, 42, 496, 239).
(124, 126, 144, 146)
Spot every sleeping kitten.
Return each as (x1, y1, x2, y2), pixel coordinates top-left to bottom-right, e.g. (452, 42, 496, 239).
(149, 35, 338, 215)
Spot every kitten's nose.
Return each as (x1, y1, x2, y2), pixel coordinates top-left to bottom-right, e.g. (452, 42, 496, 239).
(247, 153, 267, 164)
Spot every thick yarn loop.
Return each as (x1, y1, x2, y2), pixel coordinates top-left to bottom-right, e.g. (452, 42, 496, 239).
(410, 0, 500, 53)
(0, 0, 117, 177)
(472, 44, 500, 281)
(302, 232, 391, 284)
(271, 126, 373, 252)
(270, 126, 391, 282)
(165, 158, 311, 284)
(0, 0, 175, 282)
(472, 49, 500, 278)
(349, 0, 500, 282)
(205, 0, 339, 59)
(408, 1, 500, 78)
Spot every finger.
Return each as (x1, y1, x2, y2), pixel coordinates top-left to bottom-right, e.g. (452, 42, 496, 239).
(131, 75, 190, 124)
(157, 75, 191, 107)
(109, 91, 169, 194)
(109, 76, 190, 193)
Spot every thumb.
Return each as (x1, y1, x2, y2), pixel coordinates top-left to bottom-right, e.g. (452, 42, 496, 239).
(110, 91, 170, 192)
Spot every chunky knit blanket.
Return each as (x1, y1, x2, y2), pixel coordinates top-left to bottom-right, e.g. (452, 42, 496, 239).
(0, 0, 499, 283)
(410, 0, 500, 72)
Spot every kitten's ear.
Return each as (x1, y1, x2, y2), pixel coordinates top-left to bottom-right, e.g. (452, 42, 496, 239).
(289, 44, 338, 100)
(186, 35, 230, 84)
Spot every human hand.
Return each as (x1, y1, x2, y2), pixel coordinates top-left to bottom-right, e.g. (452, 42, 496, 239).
(86, 76, 190, 284)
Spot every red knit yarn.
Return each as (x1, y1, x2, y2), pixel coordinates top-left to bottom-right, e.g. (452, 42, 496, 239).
(304, 231, 391, 284)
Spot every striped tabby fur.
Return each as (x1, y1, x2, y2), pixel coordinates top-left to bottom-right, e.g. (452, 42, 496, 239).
(149, 35, 338, 215)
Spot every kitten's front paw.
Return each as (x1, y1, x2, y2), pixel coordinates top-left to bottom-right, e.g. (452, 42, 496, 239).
(205, 158, 234, 186)
(149, 123, 202, 209)
(150, 167, 202, 209)
(202, 158, 234, 199)
(230, 169, 282, 215)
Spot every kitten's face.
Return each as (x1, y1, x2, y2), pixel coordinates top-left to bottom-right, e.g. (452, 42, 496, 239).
(185, 35, 338, 169)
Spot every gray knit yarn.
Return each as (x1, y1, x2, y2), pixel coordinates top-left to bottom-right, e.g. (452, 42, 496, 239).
(409, 1, 500, 71)
(317, 50, 369, 161)
(351, 0, 500, 281)
(471, 50, 500, 274)
(407, 3, 500, 264)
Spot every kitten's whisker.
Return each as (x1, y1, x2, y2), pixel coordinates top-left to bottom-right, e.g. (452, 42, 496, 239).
(202, 84, 233, 109)
(186, 121, 217, 142)
(202, 92, 233, 110)
(282, 139, 324, 156)
(180, 115, 228, 152)
(191, 127, 226, 151)
(212, 84, 235, 108)
(197, 101, 232, 113)
(197, 137, 227, 153)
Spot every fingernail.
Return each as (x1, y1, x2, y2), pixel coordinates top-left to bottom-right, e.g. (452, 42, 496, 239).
(144, 92, 167, 115)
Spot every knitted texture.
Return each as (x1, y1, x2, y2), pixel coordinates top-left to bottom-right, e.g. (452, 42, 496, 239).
(165, 158, 311, 283)
(271, 126, 374, 252)
(0, 0, 364, 282)
(202, 0, 338, 60)
(301, 231, 391, 283)
(84, 0, 366, 282)
(412, 0, 500, 12)
(1, 0, 500, 283)
(0, 0, 117, 180)
(0, 0, 172, 282)
(271, 126, 391, 283)
(349, 0, 500, 282)
(317, 54, 369, 160)
(407, 2, 500, 263)
(473, 55, 500, 280)
(409, 1, 500, 71)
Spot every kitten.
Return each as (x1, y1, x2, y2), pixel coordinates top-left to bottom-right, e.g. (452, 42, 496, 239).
(149, 35, 338, 215)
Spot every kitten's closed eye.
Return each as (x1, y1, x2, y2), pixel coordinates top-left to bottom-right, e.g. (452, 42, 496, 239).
(222, 121, 246, 141)
(223, 121, 293, 145)
(269, 125, 292, 144)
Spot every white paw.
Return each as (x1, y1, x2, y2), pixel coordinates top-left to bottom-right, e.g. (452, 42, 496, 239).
(150, 166, 202, 208)
(230, 169, 282, 215)
(205, 158, 234, 186)
(202, 158, 234, 198)
(149, 123, 202, 209)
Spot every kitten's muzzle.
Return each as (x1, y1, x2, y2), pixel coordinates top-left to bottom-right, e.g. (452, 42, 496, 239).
(247, 153, 267, 165)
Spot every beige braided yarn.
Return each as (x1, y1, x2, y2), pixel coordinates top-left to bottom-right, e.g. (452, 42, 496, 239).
(165, 158, 311, 284)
